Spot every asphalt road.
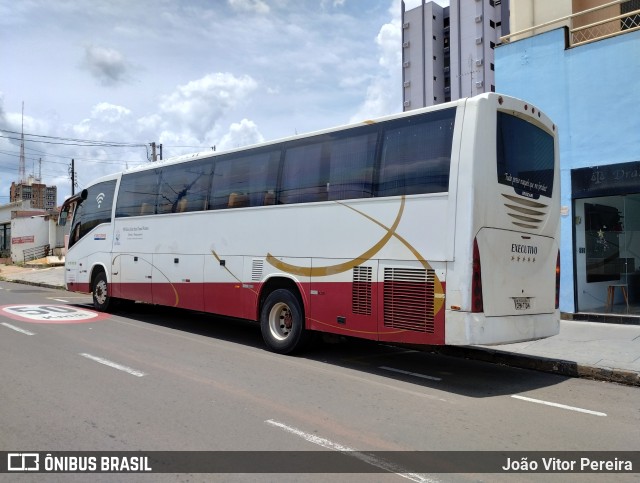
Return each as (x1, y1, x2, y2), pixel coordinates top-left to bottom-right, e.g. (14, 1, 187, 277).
(0, 281, 638, 483)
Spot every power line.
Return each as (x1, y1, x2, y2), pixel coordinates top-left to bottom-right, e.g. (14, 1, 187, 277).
(0, 133, 146, 148)
(22, 143, 144, 162)
(0, 148, 136, 166)
(0, 128, 146, 148)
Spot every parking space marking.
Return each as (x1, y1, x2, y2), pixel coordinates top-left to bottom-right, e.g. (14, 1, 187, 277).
(79, 353, 146, 377)
(511, 395, 607, 417)
(1, 322, 36, 336)
(380, 366, 442, 381)
(265, 419, 436, 482)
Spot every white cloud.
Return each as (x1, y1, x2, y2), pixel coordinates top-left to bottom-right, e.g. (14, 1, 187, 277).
(349, 1, 402, 122)
(228, 0, 270, 14)
(321, 0, 346, 7)
(158, 73, 258, 141)
(72, 102, 133, 139)
(1, 0, 404, 203)
(217, 118, 265, 151)
(91, 103, 132, 123)
(377, 18, 401, 69)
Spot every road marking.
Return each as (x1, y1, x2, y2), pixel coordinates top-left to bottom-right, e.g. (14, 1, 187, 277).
(380, 366, 442, 381)
(265, 419, 437, 483)
(52, 298, 69, 303)
(79, 353, 146, 377)
(1, 304, 109, 324)
(511, 395, 607, 417)
(1, 322, 36, 335)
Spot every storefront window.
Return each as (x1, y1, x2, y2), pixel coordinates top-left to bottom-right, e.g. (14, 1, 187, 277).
(574, 194, 640, 315)
(0, 223, 10, 255)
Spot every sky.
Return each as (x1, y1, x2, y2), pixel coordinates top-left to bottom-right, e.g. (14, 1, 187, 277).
(0, 0, 443, 205)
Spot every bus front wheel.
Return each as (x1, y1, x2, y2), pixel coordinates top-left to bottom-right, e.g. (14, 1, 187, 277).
(92, 271, 113, 312)
(260, 289, 308, 354)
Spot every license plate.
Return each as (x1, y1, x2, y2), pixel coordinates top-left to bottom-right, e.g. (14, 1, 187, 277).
(514, 297, 530, 310)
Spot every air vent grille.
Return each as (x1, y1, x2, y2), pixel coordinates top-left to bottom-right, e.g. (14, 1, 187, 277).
(502, 194, 548, 230)
(352, 266, 372, 315)
(383, 267, 434, 333)
(251, 259, 264, 282)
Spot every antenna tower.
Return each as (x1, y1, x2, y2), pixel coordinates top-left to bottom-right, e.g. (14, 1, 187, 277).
(19, 102, 26, 183)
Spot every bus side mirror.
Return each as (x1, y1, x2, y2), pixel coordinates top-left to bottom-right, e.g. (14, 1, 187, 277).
(58, 208, 69, 226)
(58, 190, 87, 227)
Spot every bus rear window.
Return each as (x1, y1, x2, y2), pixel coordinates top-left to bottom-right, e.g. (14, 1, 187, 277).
(497, 112, 554, 199)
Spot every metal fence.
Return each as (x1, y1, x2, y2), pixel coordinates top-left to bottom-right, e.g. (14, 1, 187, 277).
(23, 244, 50, 263)
(500, 0, 640, 47)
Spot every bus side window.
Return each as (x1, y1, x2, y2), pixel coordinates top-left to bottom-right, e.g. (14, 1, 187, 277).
(116, 171, 159, 217)
(327, 131, 376, 201)
(158, 161, 211, 214)
(210, 150, 279, 210)
(377, 108, 455, 197)
(280, 142, 328, 204)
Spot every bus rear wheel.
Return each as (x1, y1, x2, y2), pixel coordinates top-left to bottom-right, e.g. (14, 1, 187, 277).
(260, 289, 309, 354)
(92, 271, 114, 312)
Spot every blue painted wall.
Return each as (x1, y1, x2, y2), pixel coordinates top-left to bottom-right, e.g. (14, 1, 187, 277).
(495, 27, 640, 312)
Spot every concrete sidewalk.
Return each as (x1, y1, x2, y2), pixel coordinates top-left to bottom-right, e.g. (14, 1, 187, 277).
(1, 263, 639, 386)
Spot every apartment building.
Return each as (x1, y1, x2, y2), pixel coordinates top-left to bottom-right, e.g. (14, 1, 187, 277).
(10, 176, 57, 212)
(401, 0, 508, 110)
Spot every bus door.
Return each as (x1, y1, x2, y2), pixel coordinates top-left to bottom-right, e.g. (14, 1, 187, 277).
(204, 255, 248, 319)
(116, 252, 153, 304)
(152, 254, 204, 311)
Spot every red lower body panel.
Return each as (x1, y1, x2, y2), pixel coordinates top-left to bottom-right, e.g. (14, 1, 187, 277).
(68, 280, 445, 345)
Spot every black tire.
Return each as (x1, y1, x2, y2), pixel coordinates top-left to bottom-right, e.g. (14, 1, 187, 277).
(92, 271, 114, 312)
(260, 288, 309, 354)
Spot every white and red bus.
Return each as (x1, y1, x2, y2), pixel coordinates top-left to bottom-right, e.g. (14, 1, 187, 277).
(59, 93, 560, 354)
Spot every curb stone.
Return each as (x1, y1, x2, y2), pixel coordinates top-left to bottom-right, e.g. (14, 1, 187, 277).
(431, 346, 640, 387)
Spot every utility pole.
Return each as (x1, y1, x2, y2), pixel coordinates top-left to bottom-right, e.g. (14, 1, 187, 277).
(150, 142, 163, 161)
(69, 158, 77, 196)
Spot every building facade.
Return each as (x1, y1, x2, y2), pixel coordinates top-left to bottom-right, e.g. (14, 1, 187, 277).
(402, 0, 640, 319)
(10, 176, 57, 211)
(401, 0, 508, 110)
(496, 14, 640, 319)
(0, 200, 32, 259)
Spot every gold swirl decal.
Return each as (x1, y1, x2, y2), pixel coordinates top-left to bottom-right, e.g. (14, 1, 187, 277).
(265, 196, 405, 277)
(264, 196, 444, 315)
(335, 201, 445, 315)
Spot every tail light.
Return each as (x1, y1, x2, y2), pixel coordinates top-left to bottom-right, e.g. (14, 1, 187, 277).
(472, 238, 483, 313)
(555, 250, 560, 309)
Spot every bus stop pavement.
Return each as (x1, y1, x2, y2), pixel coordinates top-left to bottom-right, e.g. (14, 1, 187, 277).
(1, 263, 638, 387)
